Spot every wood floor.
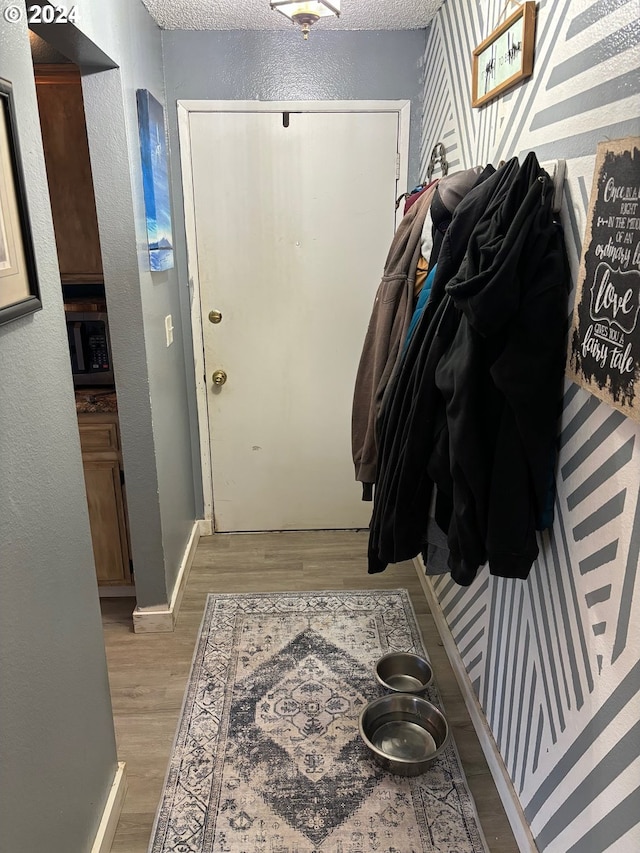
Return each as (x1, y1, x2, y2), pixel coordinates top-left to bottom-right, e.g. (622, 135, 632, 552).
(102, 530, 518, 853)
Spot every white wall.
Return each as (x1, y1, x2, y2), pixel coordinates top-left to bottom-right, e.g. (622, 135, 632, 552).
(421, 1, 640, 850)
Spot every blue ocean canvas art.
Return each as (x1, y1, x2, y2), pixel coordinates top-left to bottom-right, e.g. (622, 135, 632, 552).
(136, 89, 174, 271)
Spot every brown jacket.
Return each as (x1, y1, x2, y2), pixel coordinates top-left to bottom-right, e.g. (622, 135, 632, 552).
(351, 184, 437, 489)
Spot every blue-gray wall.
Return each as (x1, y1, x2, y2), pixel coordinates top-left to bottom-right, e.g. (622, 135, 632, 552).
(162, 30, 425, 184)
(0, 15, 117, 853)
(161, 29, 427, 514)
(38, 0, 197, 606)
(420, 1, 640, 850)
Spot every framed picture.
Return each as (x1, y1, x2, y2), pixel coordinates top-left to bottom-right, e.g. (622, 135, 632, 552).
(0, 78, 42, 326)
(136, 89, 174, 272)
(471, 1, 536, 108)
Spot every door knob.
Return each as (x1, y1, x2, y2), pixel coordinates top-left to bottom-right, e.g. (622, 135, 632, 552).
(212, 369, 227, 386)
(208, 310, 223, 324)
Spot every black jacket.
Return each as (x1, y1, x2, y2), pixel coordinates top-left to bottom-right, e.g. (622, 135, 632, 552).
(433, 153, 570, 584)
(368, 154, 569, 584)
(368, 160, 516, 573)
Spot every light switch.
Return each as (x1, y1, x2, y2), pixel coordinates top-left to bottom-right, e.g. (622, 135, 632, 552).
(165, 314, 174, 347)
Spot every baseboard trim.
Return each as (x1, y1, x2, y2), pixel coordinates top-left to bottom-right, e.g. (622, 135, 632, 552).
(132, 606, 175, 633)
(413, 559, 537, 853)
(132, 521, 201, 633)
(98, 585, 136, 598)
(91, 761, 127, 853)
(199, 518, 213, 536)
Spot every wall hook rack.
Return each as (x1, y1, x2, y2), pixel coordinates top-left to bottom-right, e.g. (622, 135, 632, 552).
(541, 159, 566, 213)
(427, 142, 449, 182)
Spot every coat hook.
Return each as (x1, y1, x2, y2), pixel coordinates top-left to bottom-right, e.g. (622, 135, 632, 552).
(426, 142, 448, 182)
(540, 159, 566, 213)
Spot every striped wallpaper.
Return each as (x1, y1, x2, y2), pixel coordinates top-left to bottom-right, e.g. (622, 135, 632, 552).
(419, 1, 640, 850)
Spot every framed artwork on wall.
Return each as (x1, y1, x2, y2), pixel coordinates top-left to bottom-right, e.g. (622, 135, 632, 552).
(136, 88, 174, 272)
(0, 77, 42, 327)
(471, 1, 536, 108)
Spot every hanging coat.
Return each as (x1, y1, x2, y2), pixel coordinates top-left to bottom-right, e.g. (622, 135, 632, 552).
(367, 159, 520, 573)
(368, 153, 569, 585)
(351, 184, 438, 493)
(433, 155, 570, 584)
(352, 167, 487, 498)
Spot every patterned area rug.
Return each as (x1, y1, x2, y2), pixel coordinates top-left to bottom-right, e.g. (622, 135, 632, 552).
(149, 590, 488, 853)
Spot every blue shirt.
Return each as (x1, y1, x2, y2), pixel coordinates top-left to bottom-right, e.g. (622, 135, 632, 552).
(403, 264, 437, 355)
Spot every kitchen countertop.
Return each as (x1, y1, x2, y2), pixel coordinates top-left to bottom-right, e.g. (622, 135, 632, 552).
(75, 388, 118, 414)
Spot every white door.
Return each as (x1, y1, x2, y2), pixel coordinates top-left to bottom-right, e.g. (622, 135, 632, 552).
(189, 108, 400, 531)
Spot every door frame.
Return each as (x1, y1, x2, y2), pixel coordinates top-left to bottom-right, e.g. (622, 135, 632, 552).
(177, 99, 411, 531)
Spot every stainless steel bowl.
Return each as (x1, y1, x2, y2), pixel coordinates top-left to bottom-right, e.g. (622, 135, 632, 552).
(359, 693, 449, 776)
(375, 651, 433, 694)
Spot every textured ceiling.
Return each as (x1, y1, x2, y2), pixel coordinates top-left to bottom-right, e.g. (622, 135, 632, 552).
(141, 0, 445, 31)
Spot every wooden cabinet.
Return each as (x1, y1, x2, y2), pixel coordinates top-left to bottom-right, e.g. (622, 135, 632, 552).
(34, 63, 103, 283)
(78, 413, 132, 586)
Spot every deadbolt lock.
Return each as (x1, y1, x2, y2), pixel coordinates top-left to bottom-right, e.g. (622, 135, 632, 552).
(209, 310, 223, 324)
(212, 369, 227, 386)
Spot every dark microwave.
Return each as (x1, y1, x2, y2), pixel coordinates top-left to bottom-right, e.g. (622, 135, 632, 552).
(65, 310, 114, 386)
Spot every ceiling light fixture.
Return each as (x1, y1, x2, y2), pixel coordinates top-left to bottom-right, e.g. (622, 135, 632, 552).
(270, 1, 341, 40)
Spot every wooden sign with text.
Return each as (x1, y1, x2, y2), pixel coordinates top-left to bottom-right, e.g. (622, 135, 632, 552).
(567, 137, 640, 422)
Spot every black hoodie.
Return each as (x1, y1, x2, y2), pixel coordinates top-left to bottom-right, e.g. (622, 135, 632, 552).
(368, 160, 517, 573)
(368, 153, 569, 585)
(436, 154, 570, 584)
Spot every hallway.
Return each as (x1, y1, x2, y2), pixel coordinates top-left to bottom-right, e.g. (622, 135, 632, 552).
(102, 531, 518, 852)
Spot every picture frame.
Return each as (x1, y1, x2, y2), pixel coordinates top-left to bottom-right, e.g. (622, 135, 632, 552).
(471, 1, 536, 109)
(135, 89, 174, 272)
(0, 77, 42, 326)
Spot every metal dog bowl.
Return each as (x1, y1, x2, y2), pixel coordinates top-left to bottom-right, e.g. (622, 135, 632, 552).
(375, 651, 433, 694)
(359, 693, 449, 776)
